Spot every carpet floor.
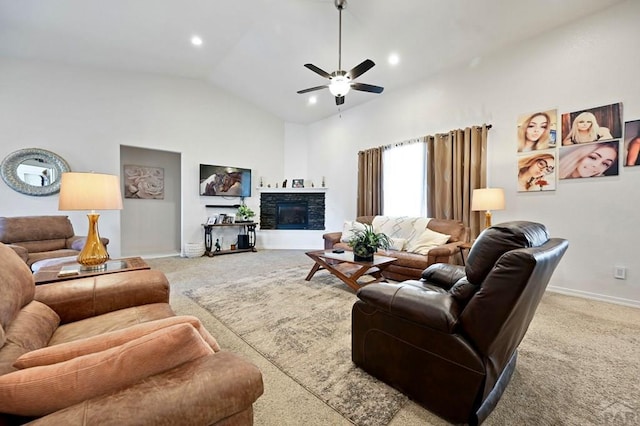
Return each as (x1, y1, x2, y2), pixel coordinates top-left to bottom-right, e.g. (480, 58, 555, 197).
(147, 250, 640, 426)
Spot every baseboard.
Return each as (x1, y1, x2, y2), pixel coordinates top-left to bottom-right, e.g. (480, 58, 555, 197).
(546, 285, 640, 309)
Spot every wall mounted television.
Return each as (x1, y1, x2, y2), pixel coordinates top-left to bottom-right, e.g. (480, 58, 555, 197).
(199, 164, 252, 197)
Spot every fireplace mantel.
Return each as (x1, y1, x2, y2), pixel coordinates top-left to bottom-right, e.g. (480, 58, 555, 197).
(256, 187, 327, 194)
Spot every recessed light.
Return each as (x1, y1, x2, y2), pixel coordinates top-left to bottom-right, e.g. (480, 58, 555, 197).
(388, 53, 400, 66)
(308, 96, 317, 105)
(191, 36, 203, 46)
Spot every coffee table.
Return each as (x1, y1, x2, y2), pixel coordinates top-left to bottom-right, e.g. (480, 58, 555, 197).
(33, 257, 150, 285)
(305, 250, 397, 291)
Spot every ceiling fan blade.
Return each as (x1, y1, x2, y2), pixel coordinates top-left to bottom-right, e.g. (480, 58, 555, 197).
(347, 59, 375, 80)
(335, 96, 345, 106)
(297, 85, 328, 94)
(304, 63, 332, 79)
(351, 82, 384, 94)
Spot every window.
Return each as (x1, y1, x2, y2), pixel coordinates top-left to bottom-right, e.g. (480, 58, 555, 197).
(382, 141, 426, 217)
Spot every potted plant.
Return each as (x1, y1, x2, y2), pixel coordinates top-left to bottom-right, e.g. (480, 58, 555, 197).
(348, 224, 391, 261)
(237, 204, 255, 222)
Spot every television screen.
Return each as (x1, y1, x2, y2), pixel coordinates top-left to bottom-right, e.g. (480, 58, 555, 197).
(199, 164, 252, 197)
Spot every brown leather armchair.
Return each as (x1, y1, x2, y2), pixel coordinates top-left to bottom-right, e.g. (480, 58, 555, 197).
(0, 242, 263, 425)
(352, 221, 568, 425)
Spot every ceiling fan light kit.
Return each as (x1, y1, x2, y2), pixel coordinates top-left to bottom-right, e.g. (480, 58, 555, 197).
(297, 0, 383, 106)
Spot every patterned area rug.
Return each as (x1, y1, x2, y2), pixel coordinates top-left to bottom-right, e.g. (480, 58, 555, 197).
(183, 267, 408, 426)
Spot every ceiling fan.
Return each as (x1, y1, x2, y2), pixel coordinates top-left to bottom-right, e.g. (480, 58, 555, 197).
(297, 0, 384, 106)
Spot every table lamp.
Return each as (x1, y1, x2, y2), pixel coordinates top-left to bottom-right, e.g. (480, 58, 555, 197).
(58, 172, 123, 270)
(471, 187, 505, 229)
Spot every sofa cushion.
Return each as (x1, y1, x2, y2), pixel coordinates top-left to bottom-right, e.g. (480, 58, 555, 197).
(14, 315, 220, 369)
(0, 243, 36, 345)
(4, 301, 59, 352)
(48, 303, 176, 346)
(406, 228, 450, 255)
(0, 323, 214, 417)
(0, 216, 75, 245)
(340, 220, 366, 243)
(0, 301, 61, 376)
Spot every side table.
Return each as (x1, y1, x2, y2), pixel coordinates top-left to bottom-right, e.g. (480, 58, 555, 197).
(33, 257, 150, 285)
(458, 241, 474, 266)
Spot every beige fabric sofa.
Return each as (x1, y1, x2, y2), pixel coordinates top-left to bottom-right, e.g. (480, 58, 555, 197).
(0, 215, 109, 269)
(323, 215, 469, 281)
(0, 242, 263, 425)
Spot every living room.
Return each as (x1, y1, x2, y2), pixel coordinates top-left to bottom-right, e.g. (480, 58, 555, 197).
(0, 1, 639, 423)
(2, 0, 638, 307)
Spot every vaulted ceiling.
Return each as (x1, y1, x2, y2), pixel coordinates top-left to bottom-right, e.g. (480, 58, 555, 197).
(0, 0, 626, 124)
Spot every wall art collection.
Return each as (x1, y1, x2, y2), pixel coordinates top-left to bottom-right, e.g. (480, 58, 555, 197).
(516, 102, 637, 192)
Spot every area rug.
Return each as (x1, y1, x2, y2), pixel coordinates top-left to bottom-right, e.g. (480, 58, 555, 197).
(183, 266, 408, 426)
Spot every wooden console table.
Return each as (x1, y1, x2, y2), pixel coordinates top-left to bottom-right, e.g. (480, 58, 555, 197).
(33, 257, 150, 285)
(202, 222, 257, 256)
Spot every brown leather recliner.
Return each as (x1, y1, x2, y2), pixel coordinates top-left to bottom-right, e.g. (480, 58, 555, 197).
(352, 221, 568, 425)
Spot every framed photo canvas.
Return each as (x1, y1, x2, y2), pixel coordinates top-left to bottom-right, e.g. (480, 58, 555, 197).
(517, 150, 557, 192)
(624, 119, 640, 167)
(558, 141, 619, 179)
(292, 178, 304, 188)
(124, 165, 165, 199)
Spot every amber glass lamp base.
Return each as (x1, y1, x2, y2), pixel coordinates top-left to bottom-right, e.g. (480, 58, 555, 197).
(77, 213, 109, 271)
(484, 211, 492, 229)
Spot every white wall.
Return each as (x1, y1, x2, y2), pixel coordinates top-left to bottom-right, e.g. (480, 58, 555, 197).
(0, 57, 284, 257)
(304, 0, 640, 306)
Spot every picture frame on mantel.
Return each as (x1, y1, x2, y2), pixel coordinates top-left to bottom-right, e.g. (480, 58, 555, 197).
(292, 179, 304, 188)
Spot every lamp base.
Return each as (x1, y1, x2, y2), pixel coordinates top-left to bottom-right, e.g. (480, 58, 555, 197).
(77, 213, 109, 269)
(484, 211, 492, 229)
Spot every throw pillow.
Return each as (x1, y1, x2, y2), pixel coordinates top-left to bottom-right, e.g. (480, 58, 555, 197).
(389, 237, 407, 251)
(406, 228, 450, 255)
(14, 315, 220, 369)
(0, 323, 214, 417)
(340, 220, 366, 243)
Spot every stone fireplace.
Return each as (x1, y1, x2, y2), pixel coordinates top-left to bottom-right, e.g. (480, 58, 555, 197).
(260, 191, 325, 230)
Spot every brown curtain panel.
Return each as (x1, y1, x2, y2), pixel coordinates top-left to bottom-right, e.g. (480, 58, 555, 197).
(426, 125, 488, 239)
(357, 147, 383, 216)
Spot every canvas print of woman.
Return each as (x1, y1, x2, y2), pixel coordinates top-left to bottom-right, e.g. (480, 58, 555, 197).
(559, 141, 619, 179)
(517, 109, 557, 152)
(517, 151, 557, 192)
(624, 119, 640, 167)
(561, 103, 622, 145)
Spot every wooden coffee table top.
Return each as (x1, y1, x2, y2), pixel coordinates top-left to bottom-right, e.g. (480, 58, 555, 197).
(33, 257, 150, 285)
(304, 250, 398, 291)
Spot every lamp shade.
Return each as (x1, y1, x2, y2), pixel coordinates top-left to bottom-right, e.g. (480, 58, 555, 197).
(59, 172, 123, 211)
(471, 188, 505, 212)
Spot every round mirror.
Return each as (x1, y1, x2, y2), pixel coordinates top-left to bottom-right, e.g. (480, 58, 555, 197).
(1, 148, 71, 196)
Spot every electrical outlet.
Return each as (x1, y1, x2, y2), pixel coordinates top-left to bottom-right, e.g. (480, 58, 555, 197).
(614, 266, 627, 280)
